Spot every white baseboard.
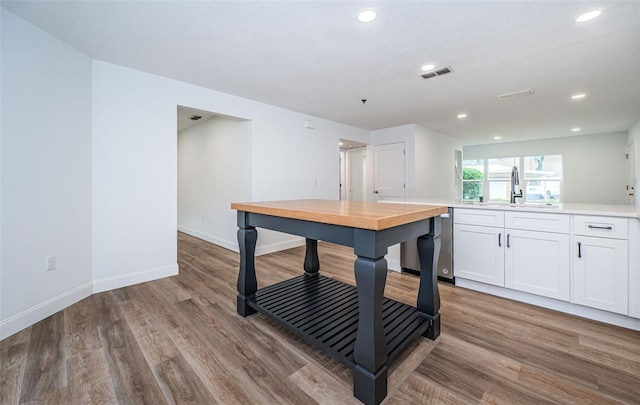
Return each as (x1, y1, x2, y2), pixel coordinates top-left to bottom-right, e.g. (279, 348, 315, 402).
(255, 237, 305, 256)
(1, 263, 180, 340)
(177, 225, 304, 256)
(387, 257, 401, 272)
(0, 281, 93, 340)
(92, 263, 179, 294)
(456, 278, 640, 332)
(178, 225, 238, 252)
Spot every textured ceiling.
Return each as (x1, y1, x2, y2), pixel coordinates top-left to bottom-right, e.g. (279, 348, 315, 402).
(3, 0, 639, 145)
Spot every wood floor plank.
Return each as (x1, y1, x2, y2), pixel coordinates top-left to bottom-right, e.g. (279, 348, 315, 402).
(238, 357, 318, 405)
(167, 325, 255, 404)
(2, 231, 640, 404)
(18, 312, 66, 403)
(386, 372, 475, 405)
(98, 318, 167, 405)
(65, 351, 118, 405)
(155, 354, 214, 404)
(0, 341, 28, 405)
(287, 362, 360, 405)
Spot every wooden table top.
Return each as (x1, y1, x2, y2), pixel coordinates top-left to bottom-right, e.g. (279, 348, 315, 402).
(231, 199, 448, 231)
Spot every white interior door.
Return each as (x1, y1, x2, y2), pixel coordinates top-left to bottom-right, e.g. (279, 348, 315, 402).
(374, 142, 405, 201)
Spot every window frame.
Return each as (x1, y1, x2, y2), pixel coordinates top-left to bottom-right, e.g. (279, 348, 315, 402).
(462, 155, 563, 203)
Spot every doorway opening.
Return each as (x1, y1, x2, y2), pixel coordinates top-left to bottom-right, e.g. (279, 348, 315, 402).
(339, 139, 368, 201)
(177, 105, 251, 251)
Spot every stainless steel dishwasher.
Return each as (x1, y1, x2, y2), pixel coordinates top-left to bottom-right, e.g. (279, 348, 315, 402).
(400, 207, 454, 281)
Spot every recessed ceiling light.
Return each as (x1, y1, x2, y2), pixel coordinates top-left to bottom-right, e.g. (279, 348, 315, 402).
(493, 136, 502, 140)
(357, 9, 377, 23)
(339, 142, 344, 146)
(572, 127, 581, 132)
(575, 10, 602, 23)
(421, 64, 436, 72)
(571, 93, 586, 100)
(457, 113, 467, 119)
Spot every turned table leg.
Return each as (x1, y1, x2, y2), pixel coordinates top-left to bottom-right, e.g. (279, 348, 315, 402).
(237, 211, 257, 317)
(304, 238, 320, 276)
(417, 216, 442, 339)
(352, 229, 388, 405)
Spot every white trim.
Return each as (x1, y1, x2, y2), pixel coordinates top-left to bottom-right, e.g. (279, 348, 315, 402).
(456, 278, 640, 331)
(178, 225, 238, 252)
(178, 225, 305, 256)
(387, 257, 401, 272)
(1, 264, 179, 340)
(0, 281, 93, 340)
(255, 237, 305, 256)
(92, 263, 179, 294)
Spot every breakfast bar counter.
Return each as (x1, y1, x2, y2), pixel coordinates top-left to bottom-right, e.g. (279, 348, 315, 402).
(231, 199, 448, 405)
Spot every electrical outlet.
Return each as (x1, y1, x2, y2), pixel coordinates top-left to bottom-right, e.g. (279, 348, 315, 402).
(46, 255, 56, 271)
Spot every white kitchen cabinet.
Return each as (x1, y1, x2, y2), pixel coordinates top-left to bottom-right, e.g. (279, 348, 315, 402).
(454, 223, 504, 286)
(573, 235, 628, 315)
(504, 229, 570, 300)
(455, 209, 570, 299)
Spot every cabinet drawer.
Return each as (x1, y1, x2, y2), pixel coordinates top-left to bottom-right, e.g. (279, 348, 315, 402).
(505, 211, 570, 233)
(574, 216, 628, 239)
(454, 208, 504, 227)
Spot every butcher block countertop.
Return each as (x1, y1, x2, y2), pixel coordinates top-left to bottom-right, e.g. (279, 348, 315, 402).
(230, 199, 448, 231)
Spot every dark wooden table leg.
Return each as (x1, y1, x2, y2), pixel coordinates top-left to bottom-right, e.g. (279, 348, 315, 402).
(353, 230, 388, 405)
(237, 211, 257, 317)
(417, 216, 442, 339)
(304, 238, 320, 276)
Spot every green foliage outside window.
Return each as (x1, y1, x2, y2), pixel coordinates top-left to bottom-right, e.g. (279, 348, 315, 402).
(463, 167, 483, 200)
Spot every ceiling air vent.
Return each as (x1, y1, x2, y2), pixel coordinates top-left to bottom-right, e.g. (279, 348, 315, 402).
(189, 115, 203, 121)
(496, 88, 534, 101)
(420, 66, 453, 80)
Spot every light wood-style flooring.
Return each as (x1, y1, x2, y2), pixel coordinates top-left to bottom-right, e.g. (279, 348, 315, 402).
(2, 232, 640, 404)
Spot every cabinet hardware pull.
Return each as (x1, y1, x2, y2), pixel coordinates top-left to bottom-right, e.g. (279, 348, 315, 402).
(587, 225, 613, 230)
(578, 241, 582, 258)
(498, 233, 502, 247)
(507, 234, 511, 248)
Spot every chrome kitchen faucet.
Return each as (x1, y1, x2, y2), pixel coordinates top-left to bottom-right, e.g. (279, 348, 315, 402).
(510, 166, 523, 203)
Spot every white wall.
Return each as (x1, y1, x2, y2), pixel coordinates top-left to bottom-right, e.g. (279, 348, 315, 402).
(414, 124, 462, 200)
(463, 132, 630, 204)
(1, 10, 93, 338)
(0, 9, 368, 339)
(628, 119, 640, 207)
(370, 123, 461, 201)
(92, 60, 368, 264)
(178, 116, 252, 251)
(91, 62, 180, 291)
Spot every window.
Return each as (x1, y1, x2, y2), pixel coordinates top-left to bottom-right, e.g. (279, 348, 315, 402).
(462, 159, 483, 200)
(462, 154, 563, 203)
(523, 155, 562, 203)
(487, 157, 518, 202)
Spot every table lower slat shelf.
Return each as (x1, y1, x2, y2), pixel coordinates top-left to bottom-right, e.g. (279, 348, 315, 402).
(248, 274, 429, 369)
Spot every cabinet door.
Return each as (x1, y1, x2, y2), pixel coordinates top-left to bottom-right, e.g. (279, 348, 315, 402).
(573, 236, 628, 314)
(505, 229, 570, 300)
(454, 224, 504, 286)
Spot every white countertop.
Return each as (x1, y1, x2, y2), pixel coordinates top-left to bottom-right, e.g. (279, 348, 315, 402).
(380, 199, 640, 219)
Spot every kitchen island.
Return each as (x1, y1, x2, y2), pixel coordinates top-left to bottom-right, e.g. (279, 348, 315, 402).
(231, 199, 448, 405)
